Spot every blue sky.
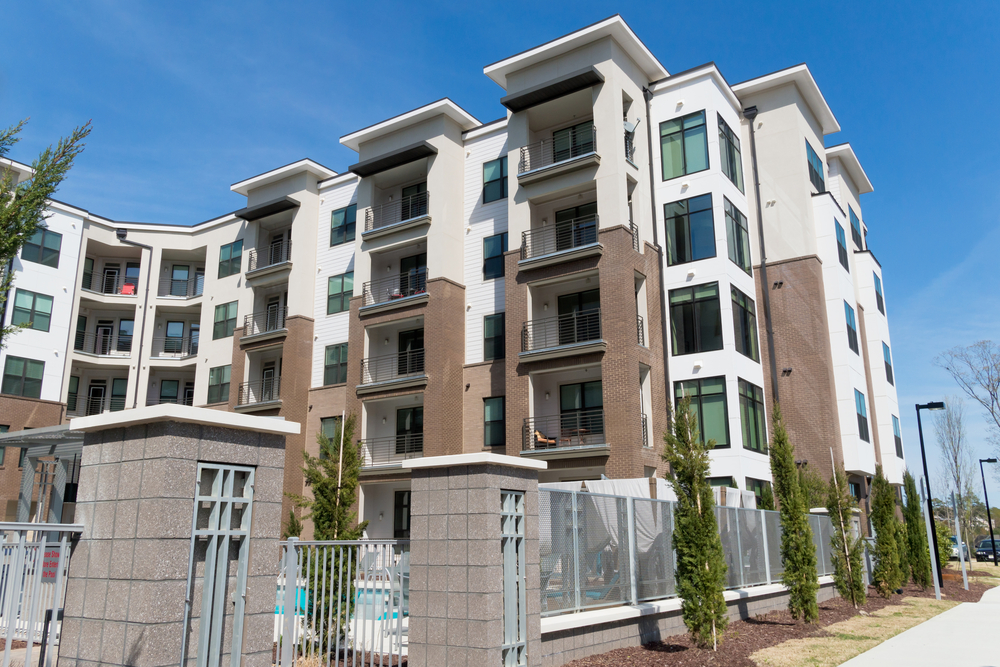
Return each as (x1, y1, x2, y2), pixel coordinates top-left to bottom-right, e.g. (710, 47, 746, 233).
(5, 1, 999, 505)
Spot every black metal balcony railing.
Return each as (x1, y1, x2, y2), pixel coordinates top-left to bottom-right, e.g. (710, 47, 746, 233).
(157, 275, 204, 298)
(66, 394, 127, 417)
(365, 191, 429, 232)
(150, 335, 199, 358)
(625, 131, 637, 163)
(630, 221, 640, 252)
(518, 125, 597, 174)
(146, 395, 194, 407)
(361, 349, 425, 385)
(522, 309, 601, 352)
(247, 239, 292, 273)
(74, 331, 133, 357)
(362, 269, 428, 307)
(641, 413, 649, 448)
(237, 378, 281, 406)
(243, 306, 288, 337)
(636, 315, 645, 346)
(520, 215, 599, 260)
(82, 272, 138, 296)
(522, 409, 606, 452)
(358, 434, 424, 468)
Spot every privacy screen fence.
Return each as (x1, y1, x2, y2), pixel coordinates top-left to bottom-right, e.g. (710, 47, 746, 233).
(539, 489, 836, 617)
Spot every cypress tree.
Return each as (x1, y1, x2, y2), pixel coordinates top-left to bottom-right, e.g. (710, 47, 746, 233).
(826, 464, 866, 608)
(282, 509, 303, 539)
(870, 465, 903, 597)
(759, 484, 776, 511)
(769, 404, 819, 622)
(901, 470, 932, 588)
(662, 397, 728, 650)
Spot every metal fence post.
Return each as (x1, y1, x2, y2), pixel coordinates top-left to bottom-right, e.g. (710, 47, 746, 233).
(2, 530, 27, 667)
(571, 492, 581, 611)
(627, 498, 638, 605)
(734, 509, 745, 588)
(761, 510, 771, 586)
(280, 537, 298, 667)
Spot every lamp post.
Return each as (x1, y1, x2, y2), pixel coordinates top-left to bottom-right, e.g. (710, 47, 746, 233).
(980, 458, 998, 567)
(916, 401, 946, 588)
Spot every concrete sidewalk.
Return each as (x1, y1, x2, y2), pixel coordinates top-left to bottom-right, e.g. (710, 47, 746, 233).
(840, 586, 1000, 666)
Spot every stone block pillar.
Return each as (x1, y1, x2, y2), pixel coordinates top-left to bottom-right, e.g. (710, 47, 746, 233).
(404, 453, 545, 667)
(56, 405, 299, 667)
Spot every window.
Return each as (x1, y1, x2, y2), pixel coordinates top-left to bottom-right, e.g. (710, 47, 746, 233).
(882, 342, 894, 385)
(11, 289, 53, 332)
(483, 156, 508, 203)
(874, 273, 885, 314)
(1, 356, 44, 398)
(806, 141, 825, 191)
(394, 490, 411, 539)
(207, 365, 231, 404)
(660, 111, 708, 181)
(319, 416, 342, 459)
(0, 426, 5, 466)
(327, 272, 353, 314)
(718, 114, 744, 191)
(709, 477, 736, 488)
(892, 415, 903, 458)
(19, 448, 27, 469)
(483, 232, 508, 280)
(21, 228, 62, 268)
(213, 302, 238, 339)
(159, 380, 179, 404)
(738, 379, 766, 453)
(553, 121, 595, 162)
(218, 240, 243, 278)
(669, 282, 723, 356)
(849, 207, 863, 249)
(674, 376, 729, 448)
(835, 221, 849, 271)
(848, 482, 861, 501)
(855, 389, 870, 442)
(725, 198, 751, 274)
(665, 193, 715, 265)
(67, 376, 79, 413)
(746, 477, 772, 507)
(731, 287, 759, 362)
(324, 343, 348, 385)
(844, 301, 859, 354)
(484, 397, 505, 447)
(330, 204, 356, 246)
(484, 313, 505, 361)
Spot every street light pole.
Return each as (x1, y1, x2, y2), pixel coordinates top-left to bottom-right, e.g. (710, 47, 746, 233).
(916, 401, 946, 588)
(980, 458, 998, 567)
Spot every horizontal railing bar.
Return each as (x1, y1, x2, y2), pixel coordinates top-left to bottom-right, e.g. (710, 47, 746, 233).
(0, 523, 84, 532)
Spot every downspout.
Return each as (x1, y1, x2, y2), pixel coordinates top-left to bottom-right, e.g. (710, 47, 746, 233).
(743, 106, 779, 403)
(643, 86, 672, 402)
(115, 229, 154, 409)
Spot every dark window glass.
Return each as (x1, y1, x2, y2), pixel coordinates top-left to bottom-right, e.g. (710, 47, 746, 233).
(665, 193, 715, 265)
(484, 313, 505, 361)
(395, 407, 423, 455)
(331, 204, 357, 247)
(218, 240, 243, 278)
(207, 365, 231, 404)
(732, 287, 759, 362)
(849, 207, 863, 249)
(855, 389, 870, 442)
(327, 272, 354, 314)
(660, 111, 708, 180)
(874, 273, 885, 315)
(806, 141, 825, 191)
(738, 379, 766, 453)
(746, 477, 772, 508)
(67, 375, 79, 413)
(159, 380, 179, 404)
(674, 376, 729, 448)
(718, 114, 744, 192)
(213, 302, 238, 339)
(836, 221, 850, 271)
(319, 416, 341, 459)
(669, 282, 722, 356)
(892, 415, 903, 458)
(483, 232, 508, 280)
(845, 301, 859, 354)
(21, 228, 62, 268)
(725, 198, 751, 274)
(484, 397, 505, 447)
(709, 477, 736, 488)
(883, 342, 894, 386)
(394, 490, 411, 539)
(1, 356, 44, 398)
(553, 121, 595, 163)
(554, 202, 598, 252)
(483, 156, 508, 203)
(11, 289, 53, 332)
(324, 343, 349, 385)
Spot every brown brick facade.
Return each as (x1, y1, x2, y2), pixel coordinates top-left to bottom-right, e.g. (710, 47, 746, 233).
(0, 395, 67, 517)
(463, 360, 506, 453)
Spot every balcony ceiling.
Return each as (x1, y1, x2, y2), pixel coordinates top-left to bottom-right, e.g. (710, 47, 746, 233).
(234, 196, 300, 221)
(349, 142, 438, 179)
(502, 66, 604, 113)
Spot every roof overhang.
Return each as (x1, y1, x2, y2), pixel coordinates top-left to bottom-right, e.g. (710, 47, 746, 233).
(649, 62, 742, 114)
(234, 195, 300, 221)
(348, 141, 438, 178)
(732, 64, 841, 135)
(826, 143, 874, 194)
(340, 99, 480, 153)
(484, 15, 668, 89)
(500, 66, 605, 112)
(70, 403, 300, 435)
(231, 158, 337, 196)
(0, 424, 84, 458)
(0, 157, 34, 183)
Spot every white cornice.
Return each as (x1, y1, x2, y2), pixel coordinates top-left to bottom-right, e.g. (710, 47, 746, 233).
(340, 99, 480, 152)
(70, 403, 301, 435)
(827, 143, 874, 194)
(732, 64, 841, 135)
(231, 158, 337, 196)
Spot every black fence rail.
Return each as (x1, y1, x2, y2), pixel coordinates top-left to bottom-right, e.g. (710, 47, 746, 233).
(150, 335, 199, 357)
(522, 309, 601, 352)
(66, 395, 127, 417)
(243, 306, 288, 337)
(518, 125, 597, 173)
(636, 314, 645, 346)
(358, 434, 424, 468)
(74, 331, 133, 356)
(157, 275, 204, 298)
(248, 239, 292, 273)
(523, 409, 606, 452)
(81, 272, 139, 296)
(630, 221, 640, 252)
(521, 214, 599, 260)
(362, 269, 428, 307)
(360, 349, 425, 384)
(237, 378, 281, 406)
(641, 413, 649, 448)
(365, 191, 429, 232)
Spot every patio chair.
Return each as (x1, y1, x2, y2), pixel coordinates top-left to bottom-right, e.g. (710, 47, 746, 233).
(533, 430, 556, 449)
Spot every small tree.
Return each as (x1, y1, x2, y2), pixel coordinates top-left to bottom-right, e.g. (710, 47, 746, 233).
(826, 464, 865, 608)
(934, 520, 951, 575)
(282, 509, 303, 539)
(662, 397, 728, 650)
(895, 519, 911, 585)
(869, 465, 903, 597)
(769, 404, 819, 622)
(902, 470, 932, 589)
(797, 464, 829, 510)
(759, 484, 776, 511)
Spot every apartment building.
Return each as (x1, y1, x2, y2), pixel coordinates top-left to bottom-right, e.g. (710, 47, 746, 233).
(0, 15, 904, 534)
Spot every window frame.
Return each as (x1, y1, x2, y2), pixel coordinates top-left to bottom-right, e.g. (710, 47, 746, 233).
(213, 301, 238, 340)
(484, 313, 505, 361)
(664, 193, 715, 266)
(484, 396, 505, 448)
(323, 343, 349, 386)
(327, 271, 354, 315)
(218, 240, 243, 279)
(849, 207, 863, 249)
(207, 365, 231, 404)
(660, 110, 709, 181)
(746, 477, 772, 507)
(394, 490, 411, 539)
(330, 204, 357, 247)
(731, 286, 760, 362)
(738, 378, 767, 453)
(835, 221, 850, 271)
(483, 156, 508, 204)
(1, 355, 44, 399)
(806, 140, 825, 191)
(717, 114, 744, 192)
(874, 273, 885, 315)
(674, 375, 730, 449)
(483, 232, 508, 280)
(21, 228, 62, 268)
(844, 301, 859, 354)
(724, 198, 752, 275)
(883, 342, 894, 385)
(892, 415, 903, 458)
(855, 389, 870, 442)
(669, 282, 723, 356)
(11, 289, 54, 332)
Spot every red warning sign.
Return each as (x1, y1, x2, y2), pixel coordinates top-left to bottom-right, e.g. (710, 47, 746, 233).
(40, 547, 61, 581)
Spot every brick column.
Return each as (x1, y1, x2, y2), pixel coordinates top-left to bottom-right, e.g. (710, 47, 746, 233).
(404, 453, 545, 667)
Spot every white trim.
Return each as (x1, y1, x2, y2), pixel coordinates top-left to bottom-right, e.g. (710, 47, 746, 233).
(463, 118, 509, 141)
(402, 452, 548, 471)
(649, 64, 743, 114)
(231, 159, 337, 196)
(732, 64, 841, 135)
(826, 143, 874, 194)
(69, 403, 301, 435)
(340, 99, 481, 152)
(318, 171, 361, 190)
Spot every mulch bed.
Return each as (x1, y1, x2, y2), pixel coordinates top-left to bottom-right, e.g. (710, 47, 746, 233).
(0, 640, 29, 651)
(563, 571, 995, 667)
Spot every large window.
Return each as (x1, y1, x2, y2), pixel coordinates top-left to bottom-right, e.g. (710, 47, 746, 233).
(806, 141, 825, 191)
(718, 114, 744, 191)
(849, 207, 863, 249)
(483, 232, 508, 280)
(660, 111, 708, 181)
(21, 228, 62, 268)
(732, 287, 759, 362)
(746, 477, 772, 508)
(892, 415, 903, 458)
(553, 121, 595, 162)
(11, 289, 53, 332)
(725, 198, 751, 274)
(669, 282, 723, 356)
(324, 343, 348, 385)
(218, 240, 243, 278)
(330, 204, 356, 246)
(207, 365, 231, 404)
(844, 301, 859, 354)
(327, 272, 353, 314)
(320, 416, 341, 459)
(665, 194, 715, 266)
(483, 156, 508, 203)
(1, 356, 44, 399)
(738, 379, 766, 453)
(883, 342, 894, 385)
(855, 389, 870, 442)
(213, 301, 238, 339)
(484, 396, 505, 447)
(674, 376, 729, 448)
(835, 221, 849, 271)
(67, 376, 79, 413)
(874, 273, 885, 314)
(484, 313, 505, 361)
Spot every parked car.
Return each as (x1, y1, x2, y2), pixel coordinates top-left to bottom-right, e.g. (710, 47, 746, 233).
(950, 535, 970, 561)
(976, 539, 1000, 562)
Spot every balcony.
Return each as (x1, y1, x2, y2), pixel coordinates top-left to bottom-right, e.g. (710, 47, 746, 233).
(73, 332, 133, 358)
(157, 275, 203, 299)
(519, 214, 601, 269)
(361, 269, 428, 314)
(242, 306, 288, 343)
(358, 349, 427, 394)
(81, 272, 138, 297)
(363, 191, 430, 240)
(517, 125, 599, 184)
(522, 409, 609, 459)
(636, 315, 645, 346)
(235, 378, 281, 411)
(520, 309, 605, 362)
(66, 394, 127, 417)
(641, 413, 649, 448)
(150, 335, 199, 359)
(246, 240, 292, 285)
(358, 434, 423, 470)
